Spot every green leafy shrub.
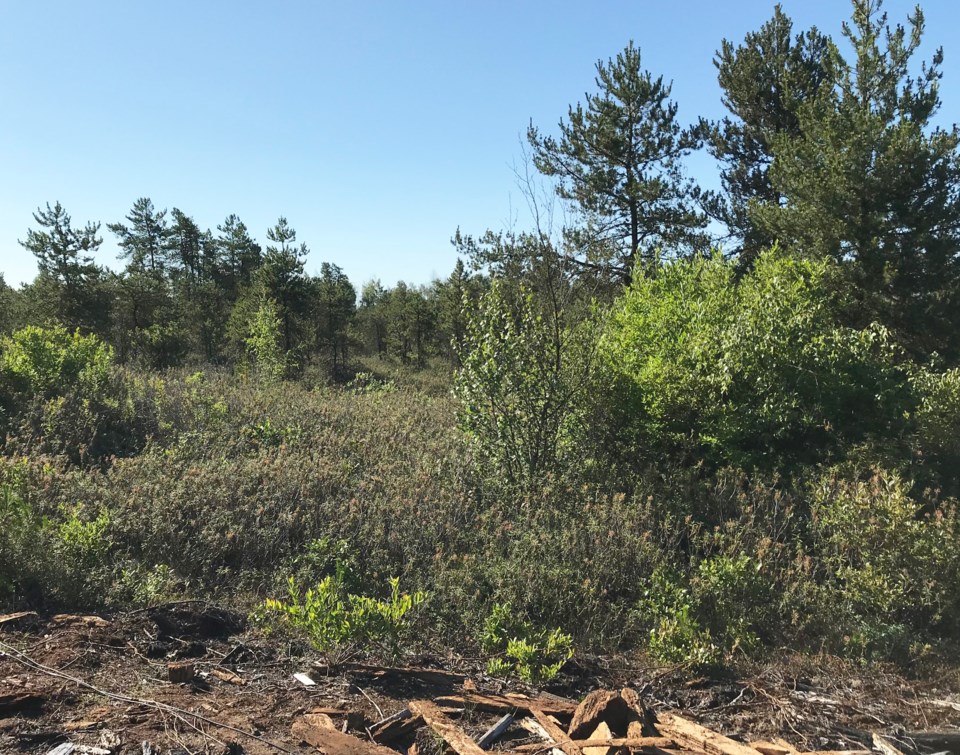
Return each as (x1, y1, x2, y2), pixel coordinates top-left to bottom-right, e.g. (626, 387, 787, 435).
(479, 602, 574, 683)
(263, 567, 427, 662)
(807, 469, 960, 659)
(633, 569, 719, 668)
(455, 279, 598, 489)
(601, 249, 911, 469)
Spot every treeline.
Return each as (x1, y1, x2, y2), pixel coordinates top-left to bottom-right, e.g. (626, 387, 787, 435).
(2, 200, 485, 373)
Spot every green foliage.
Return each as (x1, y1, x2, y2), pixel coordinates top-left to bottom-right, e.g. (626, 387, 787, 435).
(807, 469, 960, 659)
(479, 602, 574, 683)
(263, 569, 427, 662)
(455, 279, 597, 488)
(1, 325, 112, 400)
(634, 570, 720, 668)
(528, 40, 707, 282)
(245, 297, 290, 380)
(601, 249, 910, 469)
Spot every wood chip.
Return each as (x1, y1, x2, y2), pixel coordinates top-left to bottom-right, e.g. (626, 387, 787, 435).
(211, 668, 245, 685)
(294, 672, 317, 687)
(530, 708, 585, 755)
(584, 722, 616, 755)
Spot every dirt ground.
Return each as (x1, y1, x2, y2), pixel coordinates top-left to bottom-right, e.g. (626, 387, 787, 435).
(2, 604, 959, 755)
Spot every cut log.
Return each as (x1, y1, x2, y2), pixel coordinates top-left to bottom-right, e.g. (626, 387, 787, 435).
(435, 692, 577, 718)
(166, 661, 194, 684)
(409, 700, 488, 755)
(478, 714, 514, 749)
(292, 714, 398, 755)
(569, 691, 630, 739)
(656, 714, 764, 755)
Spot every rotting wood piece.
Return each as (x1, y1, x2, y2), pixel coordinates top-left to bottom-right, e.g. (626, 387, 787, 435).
(292, 713, 398, 755)
(655, 714, 764, 755)
(409, 700, 488, 755)
(529, 708, 585, 755)
(0, 691, 45, 713)
(369, 709, 424, 743)
(435, 692, 577, 718)
(512, 737, 676, 753)
(569, 691, 631, 740)
(872, 734, 905, 755)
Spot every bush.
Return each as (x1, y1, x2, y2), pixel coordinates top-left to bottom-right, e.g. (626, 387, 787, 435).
(601, 249, 911, 470)
(479, 602, 574, 683)
(262, 567, 427, 662)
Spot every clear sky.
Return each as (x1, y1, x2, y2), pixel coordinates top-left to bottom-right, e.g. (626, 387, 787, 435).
(1, 1, 957, 289)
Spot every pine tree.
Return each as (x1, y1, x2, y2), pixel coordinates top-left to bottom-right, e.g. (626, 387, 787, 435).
(19, 202, 107, 332)
(710, 5, 832, 264)
(528, 41, 708, 284)
(755, 0, 960, 359)
(108, 198, 171, 274)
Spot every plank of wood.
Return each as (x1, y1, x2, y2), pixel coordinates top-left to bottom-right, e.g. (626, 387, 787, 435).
(530, 708, 585, 755)
(518, 717, 567, 755)
(512, 737, 675, 752)
(410, 700, 488, 755)
(655, 714, 763, 755)
(478, 714, 515, 750)
(292, 714, 398, 755)
(0, 611, 38, 626)
(749, 741, 795, 755)
(211, 668, 245, 686)
(435, 693, 577, 718)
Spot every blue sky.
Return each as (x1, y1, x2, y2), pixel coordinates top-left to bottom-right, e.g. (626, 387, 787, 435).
(1, 1, 957, 289)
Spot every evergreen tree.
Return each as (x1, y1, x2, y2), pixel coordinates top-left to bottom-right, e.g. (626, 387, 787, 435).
(216, 214, 262, 294)
(755, 0, 960, 359)
(710, 6, 832, 264)
(312, 262, 356, 373)
(528, 41, 708, 284)
(108, 198, 171, 274)
(256, 217, 311, 354)
(19, 202, 108, 332)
